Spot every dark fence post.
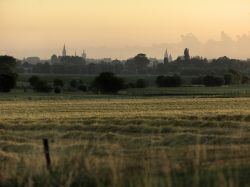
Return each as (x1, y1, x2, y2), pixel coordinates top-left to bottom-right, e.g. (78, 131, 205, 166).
(43, 138, 51, 170)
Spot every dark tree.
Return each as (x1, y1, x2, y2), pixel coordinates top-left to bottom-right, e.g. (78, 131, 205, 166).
(133, 54, 150, 74)
(228, 69, 242, 84)
(0, 74, 17, 92)
(33, 80, 53, 93)
(156, 75, 182, 87)
(203, 75, 224, 87)
(78, 85, 87, 92)
(29, 76, 40, 87)
(92, 72, 124, 94)
(242, 75, 250, 84)
(191, 76, 204, 85)
(126, 83, 136, 88)
(70, 80, 78, 88)
(184, 48, 190, 62)
(53, 79, 64, 88)
(0, 56, 17, 92)
(156, 76, 166, 87)
(224, 73, 234, 85)
(0, 56, 16, 74)
(54, 87, 61, 94)
(135, 79, 148, 88)
(125, 59, 137, 74)
(165, 75, 182, 87)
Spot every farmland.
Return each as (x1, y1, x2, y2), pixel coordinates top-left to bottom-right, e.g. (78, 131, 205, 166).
(1, 93, 250, 186)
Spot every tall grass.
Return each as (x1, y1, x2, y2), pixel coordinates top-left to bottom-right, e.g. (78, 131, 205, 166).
(1, 95, 250, 186)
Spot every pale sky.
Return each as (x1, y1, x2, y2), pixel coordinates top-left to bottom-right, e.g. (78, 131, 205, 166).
(0, 0, 250, 59)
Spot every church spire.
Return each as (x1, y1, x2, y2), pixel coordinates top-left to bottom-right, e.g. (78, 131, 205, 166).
(169, 54, 173, 62)
(82, 50, 87, 59)
(164, 49, 168, 59)
(62, 44, 67, 57)
(164, 49, 169, 64)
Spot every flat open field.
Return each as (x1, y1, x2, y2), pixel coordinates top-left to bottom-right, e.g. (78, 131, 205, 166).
(1, 94, 250, 186)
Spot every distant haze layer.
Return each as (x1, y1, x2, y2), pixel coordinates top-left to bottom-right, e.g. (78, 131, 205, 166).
(0, 0, 250, 59)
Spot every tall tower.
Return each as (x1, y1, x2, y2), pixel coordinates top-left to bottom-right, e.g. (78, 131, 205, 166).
(169, 54, 173, 62)
(164, 49, 169, 64)
(82, 50, 87, 59)
(62, 44, 67, 57)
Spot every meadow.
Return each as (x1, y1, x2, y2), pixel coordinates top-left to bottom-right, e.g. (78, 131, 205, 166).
(1, 93, 250, 186)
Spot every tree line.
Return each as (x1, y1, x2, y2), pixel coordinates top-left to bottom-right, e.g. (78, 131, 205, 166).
(17, 51, 250, 76)
(1, 53, 250, 94)
(27, 70, 250, 94)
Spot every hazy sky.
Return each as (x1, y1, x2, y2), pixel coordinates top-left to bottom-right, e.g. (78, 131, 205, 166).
(0, 0, 250, 59)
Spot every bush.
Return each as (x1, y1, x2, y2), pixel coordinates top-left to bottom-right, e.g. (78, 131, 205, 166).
(135, 79, 148, 88)
(0, 56, 16, 75)
(54, 87, 61, 94)
(70, 79, 78, 88)
(224, 73, 234, 85)
(69, 79, 87, 91)
(29, 75, 39, 87)
(156, 76, 165, 87)
(92, 72, 124, 94)
(0, 56, 17, 92)
(191, 76, 203, 85)
(29, 76, 52, 92)
(54, 79, 64, 88)
(33, 80, 53, 92)
(78, 85, 87, 92)
(0, 73, 17, 92)
(126, 83, 136, 88)
(242, 75, 250, 84)
(229, 69, 242, 84)
(156, 75, 182, 87)
(203, 75, 224, 87)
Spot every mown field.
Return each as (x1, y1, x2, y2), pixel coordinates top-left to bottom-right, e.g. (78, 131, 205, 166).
(1, 94, 250, 186)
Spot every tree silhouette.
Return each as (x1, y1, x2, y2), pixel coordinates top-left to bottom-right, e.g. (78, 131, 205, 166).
(92, 72, 124, 94)
(156, 75, 182, 87)
(0, 56, 17, 92)
(0, 56, 16, 74)
(184, 48, 190, 62)
(203, 75, 224, 87)
(135, 79, 148, 88)
(0, 74, 16, 92)
(29, 76, 39, 87)
(53, 79, 64, 88)
(133, 54, 150, 74)
(33, 80, 53, 92)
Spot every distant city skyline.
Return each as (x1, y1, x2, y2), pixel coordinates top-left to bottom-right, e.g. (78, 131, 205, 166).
(1, 0, 250, 59)
(2, 32, 250, 60)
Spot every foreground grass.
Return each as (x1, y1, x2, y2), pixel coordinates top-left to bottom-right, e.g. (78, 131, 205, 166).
(1, 95, 250, 186)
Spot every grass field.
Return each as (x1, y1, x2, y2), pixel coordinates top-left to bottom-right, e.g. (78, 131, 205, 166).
(1, 93, 250, 186)
(125, 85, 250, 97)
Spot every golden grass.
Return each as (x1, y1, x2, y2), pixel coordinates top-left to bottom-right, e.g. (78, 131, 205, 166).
(1, 96, 250, 186)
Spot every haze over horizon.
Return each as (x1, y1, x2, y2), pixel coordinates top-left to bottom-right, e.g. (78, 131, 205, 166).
(1, 0, 250, 60)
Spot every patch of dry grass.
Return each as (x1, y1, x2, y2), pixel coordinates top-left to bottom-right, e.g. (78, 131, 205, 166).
(1, 96, 250, 186)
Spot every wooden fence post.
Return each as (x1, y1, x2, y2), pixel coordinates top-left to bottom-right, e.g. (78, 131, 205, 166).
(43, 138, 51, 170)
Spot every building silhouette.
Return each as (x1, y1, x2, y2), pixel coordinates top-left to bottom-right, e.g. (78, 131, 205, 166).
(62, 44, 67, 57)
(50, 45, 86, 64)
(51, 54, 58, 64)
(169, 54, 173, 62)
(82, 50, 87, 60)
(164, 49, 173, 64)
